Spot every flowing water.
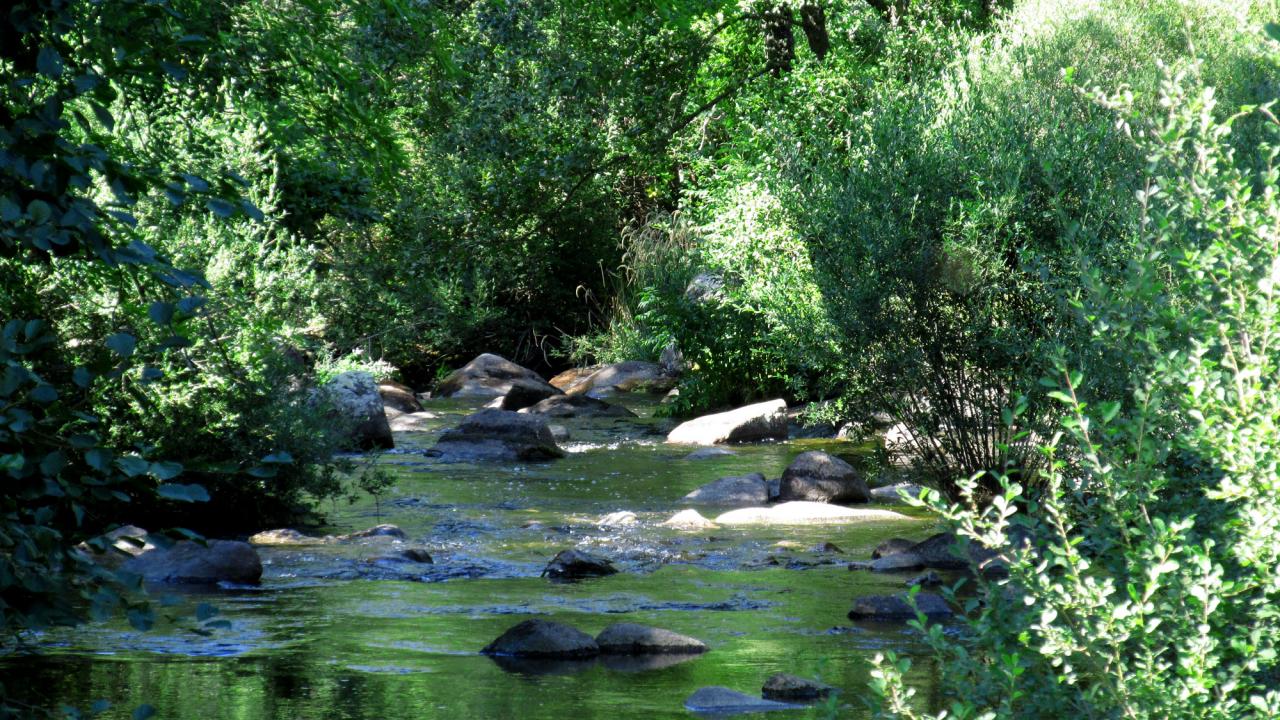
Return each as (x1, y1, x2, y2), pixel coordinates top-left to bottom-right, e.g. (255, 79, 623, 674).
(3, 396, 948, 718)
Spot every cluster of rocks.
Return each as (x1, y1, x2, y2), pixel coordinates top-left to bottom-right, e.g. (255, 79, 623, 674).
(81, 525, 263, 586)
(481, 619, 707, 659)
(683, 673, 836, 714)
(848, 531, 1010, 578)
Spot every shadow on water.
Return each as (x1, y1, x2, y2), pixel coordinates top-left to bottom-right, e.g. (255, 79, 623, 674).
(2, 395, 948, 718)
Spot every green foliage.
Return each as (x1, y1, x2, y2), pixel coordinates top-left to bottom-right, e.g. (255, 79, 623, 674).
(869, 49, 1280, 719)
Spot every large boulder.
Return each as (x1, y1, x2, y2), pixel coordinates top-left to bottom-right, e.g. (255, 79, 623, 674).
(684, 687, 798, 714)
(520, 394, 636, 418)
(778, 451, 869, 504)
(847, 593, 953, 622)
(563, 361, 676, 397)
(378, 380, 423, 413)
(500, 379, 563, 411)
(666, 399, 789, 445)
(681, 473, 769, 507)
(542, 549, 617, 580)
(121, 540, 263, 585)
(481, 619, 599, 658)
(430, 409, 565, 461)
(595, 623, 708, 654)
(325, 371, 394, 450)
(435, 354, 553, 398)
(715, 502, 911, 526)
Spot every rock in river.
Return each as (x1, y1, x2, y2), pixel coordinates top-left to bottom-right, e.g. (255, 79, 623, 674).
(481, 619, 599, 658)
(248, 528, 327, 546)
(684, 447, 737, 460)
(324, 371, 394, 450)
(847, 592, 953, 622)
(715, 502, 911, 526)
(684, 687, 798, 714)
(778, 451, 869, 504)
(681, 473, 769, 507)
(562, 361, 676, 397)
(500, 378, 562, 411)
(762, 673, 835, 701)
(520, 394, 636, 418)
(378, 380, 423, 413)
(122, 540, 263, 585)
(666, 399, 789, 445)
(542, 549, 617, 580)
(869, 482, 925, 503)
(430, 409, 565, 462)
(661, 509, 718, 530)
(435, 353, 555, 399)
(595, 623, 708, 654)
(872, 538, 917, 559)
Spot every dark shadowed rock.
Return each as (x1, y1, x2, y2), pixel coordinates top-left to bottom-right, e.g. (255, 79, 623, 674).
(520, 394, 637, 418)
(481, 619, 599, 658)
(905, 571, 942, 588)
(684, 687, 798, 714)
(872, 538, 917, 559)
(121, 540, 262, 585)
(681, 473, 769, 507)
(436, 354, 548, 398)
(431, 409, 565, 461)
(564, 361, 675, 397)
(325, 371, 394, 450)
(778, 451, 868, 504)
(762, 673, 835, 701)
(378, 380, 423, 413)
(542, 549, 617, 580)
(401, 548, 434, 563)
(501, 378, 563, 411)
(847, 593, 952, 622)
(666, 399, 789, 445)
(595, 623, 708, 654)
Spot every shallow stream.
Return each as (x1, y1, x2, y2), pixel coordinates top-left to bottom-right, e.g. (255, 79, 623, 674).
(4, 396, 946, 718)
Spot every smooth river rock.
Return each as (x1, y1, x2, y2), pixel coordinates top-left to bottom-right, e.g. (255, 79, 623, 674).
(714, 502, 911, 526)
(661, 509, 718, 530)
(520, 394, 637, 418)
(778, 451, 869, 504)
(542, 549, 617, 580)
(431, 409, 565, 461)
(666, 399, 789, 445)
(762, 673, 835, 701)
(595, 623, 708, 654)
(847, 592, 953, 622)
(563, 361, 676, 397)
(681, 473, 769, 507)
(122, 540, 263, 585)
(481, 619, 599, 658)
(500, 378, 563, 411)
(684, 687, 799, 714)
(435, 354, 554, 399)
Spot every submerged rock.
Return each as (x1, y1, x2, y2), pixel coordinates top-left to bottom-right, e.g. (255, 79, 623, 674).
(681, 473, 769, 507)
(520, 394, 637, 418)
(762, 673, 835, 701)
(684, 447, 738, 460)
(378, 380, 423, 413)
(661, 509, 718, 530)
(435, 354, 552, 399)
(666, 399, 789, 445)
(542, 549, 617, 580)
(481, 619, 599, 658)
(778, 451, 868, 504)
(122, 540, 262, 585)
(595, 623, 708, 654)
(431, 409, 565, 462)
(684, 687, 798, 714)
(714, 502, 911, 526)
(324, 371, 394, 450)
(847, 592, 953, 622)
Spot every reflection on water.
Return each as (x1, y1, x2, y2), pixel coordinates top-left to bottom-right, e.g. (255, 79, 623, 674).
(2, 396, 947, 718)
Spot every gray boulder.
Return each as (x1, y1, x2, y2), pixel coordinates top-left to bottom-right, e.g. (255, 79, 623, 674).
(595, 623, 708, 654)
(684, 687, 798, 714)
(378, 380, 423, 413)
(520, 394, 636, 418)
(666, 399, 789, 445)
(501, 378, 562, 411)
(762, 673, 835, 701)
(431, 409, 565, 462)
(564, 361, 675, 397)
(681, 473, 769, 507)
(121, 540, 262, 585)
(542, 549, 617, 580)
(435, 354, 550, 398)
(870, 482, 925, 503)
(848, 592, 953, 622)
(481, 619, 599, 658)
(778, 451, 868, 504)
(325, 371, 393, 450)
